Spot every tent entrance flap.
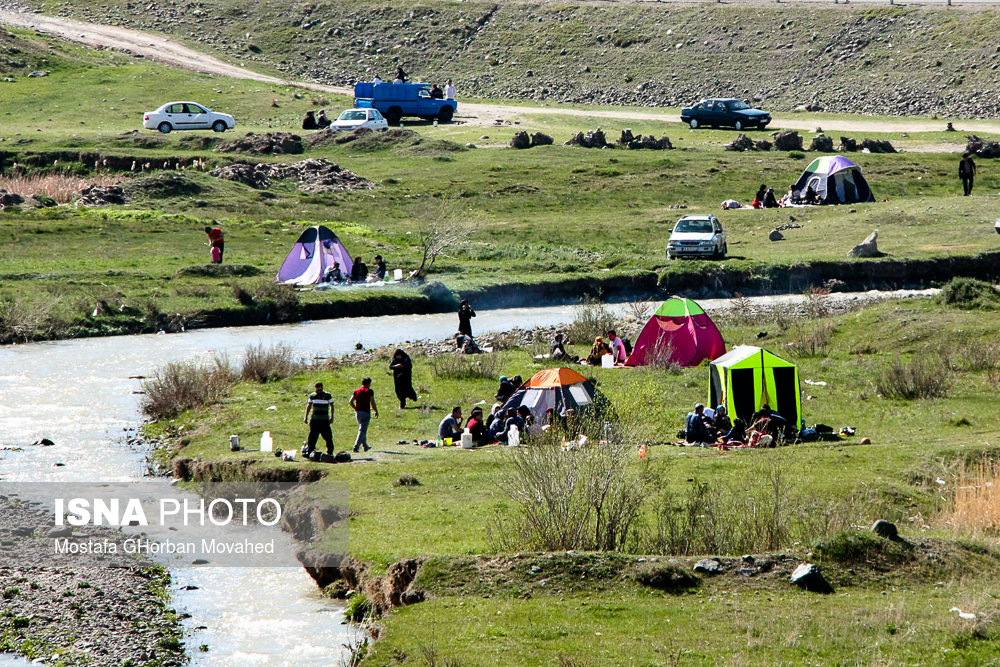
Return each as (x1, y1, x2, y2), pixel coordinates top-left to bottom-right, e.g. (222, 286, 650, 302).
(772, 366, 799, 426)
(730, 368, 756, 424)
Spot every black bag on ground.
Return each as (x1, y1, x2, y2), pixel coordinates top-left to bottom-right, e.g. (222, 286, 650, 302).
(623, 338, 633, 356)
(321, 452, 336, 463)
(334, 451, 352, 463)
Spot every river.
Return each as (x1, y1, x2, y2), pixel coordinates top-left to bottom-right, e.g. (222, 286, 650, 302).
(0, 289, 935, 665)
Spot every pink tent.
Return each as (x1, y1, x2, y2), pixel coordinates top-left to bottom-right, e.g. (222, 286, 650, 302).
(276, 225, 353, 285)
(625, 297, 726, 367)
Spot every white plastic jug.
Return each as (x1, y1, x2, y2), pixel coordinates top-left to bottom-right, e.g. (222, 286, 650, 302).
(461, 432, 474, 449)
(601, 353, 614, 368)
(229, 434, 240, 451)
(507, 424, 520, 447)
(393, 268, 403, 281)
(260, 431, 273, 452)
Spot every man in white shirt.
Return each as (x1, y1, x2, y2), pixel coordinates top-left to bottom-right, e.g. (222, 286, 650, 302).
(607, 330, 627, 364)
(444, 79, 456, 100)
(373, 75, 382, 85)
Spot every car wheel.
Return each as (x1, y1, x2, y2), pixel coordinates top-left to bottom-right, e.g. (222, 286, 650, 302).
(438, 106, 453, 123)
(758, 123, 768, 130)
(721, 242, 728, 256)
(689, 119, 698, 129)
(734, 121, 743, 131)
(666, 249, 673, 260)
(157, 122, 172, 134)
(212, 120, 227, 133)
(385, 107, 402, 126)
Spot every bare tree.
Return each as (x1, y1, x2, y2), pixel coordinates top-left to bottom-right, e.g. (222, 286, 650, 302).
(409, 202, 479, 280)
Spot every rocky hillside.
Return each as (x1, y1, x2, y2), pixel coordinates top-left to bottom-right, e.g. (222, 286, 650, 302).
(6, 0, 1000, 117)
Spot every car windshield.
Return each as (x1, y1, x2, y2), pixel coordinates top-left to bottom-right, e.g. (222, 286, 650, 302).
(675, 219, 714, 233)
(727, 100, 750, 110)
(338, 110, 368, 121)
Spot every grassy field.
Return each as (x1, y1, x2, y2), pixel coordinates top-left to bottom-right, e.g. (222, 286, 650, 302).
(150, 293, 1000, 664)
(2, 25, 999, 343)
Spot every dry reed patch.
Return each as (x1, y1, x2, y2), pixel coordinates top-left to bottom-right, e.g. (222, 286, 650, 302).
(0, 173, 121, 204)
(943, 462, 1000, 537)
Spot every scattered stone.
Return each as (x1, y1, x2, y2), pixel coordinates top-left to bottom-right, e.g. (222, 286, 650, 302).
(46, 526, 73, 538)
(565, 128, 608, 149)
(966, 134, 1000, 158)
(773, 130, 803, 151)
(860, 437, 872, 445)
(848, 230, 881, 258)
(27, 70, 49, 77)
(810, 133, 834, 152)
(210, 159, 372, 192)
(617, 129, 672, 149)
(12, 526, 34, 537)
(724, 133, 755, 152)
(0, 191, 25, 209)
(769, 229, 785, 241)
(871, 519, 898, 540)
(216, 131, 304, 155)
(77, 184, 127, 207)
(790, 563, 834, 593)
(530, 132, 554, 147)
(529, 565, 542, 574)
(693, 558, 722, 575)
(839, 136, 858, 152)
(509, 130, 531, 149)
(32, 438, 55, 446)
(741, 554, 755, 565)
(860, 138, 896, 154)
(754, 139, 773, 151)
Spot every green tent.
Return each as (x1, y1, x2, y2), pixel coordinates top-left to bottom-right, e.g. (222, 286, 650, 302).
(709, 345, 801, 427)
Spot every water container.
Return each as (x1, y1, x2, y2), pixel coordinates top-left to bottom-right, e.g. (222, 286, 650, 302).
(229, 434, 240, 451)
(461, 432, 474, 449)
(260, 431, 273, 452)
(393, 268, 403, 281)
(507, 424, 520, 447)
(601, 354, 614, 368)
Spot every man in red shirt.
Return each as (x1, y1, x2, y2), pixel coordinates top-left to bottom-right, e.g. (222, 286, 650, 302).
(204, 225, 224, 263)
(349, 377, 379, 452)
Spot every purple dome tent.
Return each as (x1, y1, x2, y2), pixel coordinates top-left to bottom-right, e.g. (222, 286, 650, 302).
(276, 225, 354, 285)
(792, 155, 874, 205)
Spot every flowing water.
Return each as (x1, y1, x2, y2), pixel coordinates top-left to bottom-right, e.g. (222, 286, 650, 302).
(0, 289, 935, 664)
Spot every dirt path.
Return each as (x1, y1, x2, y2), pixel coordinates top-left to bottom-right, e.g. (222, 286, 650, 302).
(4, 8, 1000, 135)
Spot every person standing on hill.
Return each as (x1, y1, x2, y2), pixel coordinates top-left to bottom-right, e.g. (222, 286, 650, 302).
(458, 299, 476, 337)
(445, 79, 456, 100)
(349, 377, 378, 452)
(959, 153, 977, 196)
(204, 225, 224, 263)
(389, 349, 418, 409)
(303, 382, 334, 456)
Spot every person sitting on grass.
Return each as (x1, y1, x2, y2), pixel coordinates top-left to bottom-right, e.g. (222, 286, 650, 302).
(762, 187, 779, 209)
(723, 417, 747, 445)
(550, 332, 576, 362)
(752, 184, 767, 209)
(713, 405, 732, 434)
(804, 184, 821, 205)
(685, 403, 713, 444)
(586, 336, 613, 366)
(350, 256, 368, 282)
(438, 406, 464, 443)
(497, 407, 525, 444)
(455, 332, 480, 354)
(608, 330, 627, 364)
(373, 255, 387, 280)
(323, 262, 343, 283)
(302, 110, 318, 130)
(466, 406, 487, 446)
(316, 109, 331, 129)
(495, 376, 515, 403)
(517, 405, 535, 435)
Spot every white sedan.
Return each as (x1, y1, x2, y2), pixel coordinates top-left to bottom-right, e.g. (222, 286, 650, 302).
(143, 102, 235, 133)
(666, 215, 728, 260)
(330, 108, 388, 132)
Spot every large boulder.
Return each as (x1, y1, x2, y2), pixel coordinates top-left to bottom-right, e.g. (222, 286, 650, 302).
(848, 230, 881, 258)
(810, 134, 834, 152)
(755, 139, 772, 151)
(565, 129, 608, 149)
(0, 191, 25, 209)
(871, 519, 899, 541)
(839, 136, 858, 152)
(77, 185, 127, 207)
(966, 134, 1000, 158)
(509, 131, 531, 149)
(773, 130, 803, 151)
(724, 134, 755, 152)
(530, 132, 554, 147)
(861, 138, 896, 154)
(790, 563, 834, 594)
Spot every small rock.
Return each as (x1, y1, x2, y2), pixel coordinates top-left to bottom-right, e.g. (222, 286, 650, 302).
(27, 70, 50, 77)
(33, 438, 55, 446)
(810, 133, 834, 152)
(790, 563, 834, 593)
(773, 130, 803, 151)
(529, 565, 542, 574)
(13, 526, 34, 536)
(848, 230, 880, 258)
(693, 558, 722, 575)
(509, 130, 531, 149)
(46, 526, 72, 538)
(871, 519, 898, 540)
(768, 229, 785, 242)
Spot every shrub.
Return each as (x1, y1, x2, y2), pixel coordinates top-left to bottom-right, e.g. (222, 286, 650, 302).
(232, 280, 301, 322)
(0, 297, 63, 343)
(140, 356, 237, 420)
(344, 593, 372, 622)
(786, 321, 835, 358)
(939, 278, 1000, 310)
(876, 356, 951, 400)
(631, 564, 699, 593)
(239, 343, 302, 383)
(0, 173, 121, 204)
(429, 351, 502, 380)
(565, 297, 618, 345)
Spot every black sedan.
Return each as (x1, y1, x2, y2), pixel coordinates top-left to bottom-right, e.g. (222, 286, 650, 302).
(680, 98, 771, 130)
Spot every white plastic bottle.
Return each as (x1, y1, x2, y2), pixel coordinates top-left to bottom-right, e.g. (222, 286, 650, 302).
(260, 431, 273, 452)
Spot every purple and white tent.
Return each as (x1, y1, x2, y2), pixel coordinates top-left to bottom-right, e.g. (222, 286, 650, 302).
(276, 225, 354, 285)
(792, 155, 874, 205)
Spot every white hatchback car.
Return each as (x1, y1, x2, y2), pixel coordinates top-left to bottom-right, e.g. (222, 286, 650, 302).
(330, 108, 388, 132)
(666, 215, 727, 260)
(143, 102, 235, 133)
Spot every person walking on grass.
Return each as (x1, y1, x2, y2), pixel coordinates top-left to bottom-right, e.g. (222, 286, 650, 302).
(204, 225, 224, 263)
(349, 377, 378, 452)
(389, 349, 418, 409)
(303, 382, 334, 456)
(959, 153, 977, 196)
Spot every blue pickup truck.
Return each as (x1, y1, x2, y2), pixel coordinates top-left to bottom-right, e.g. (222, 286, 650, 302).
(354, 82, 457, 125)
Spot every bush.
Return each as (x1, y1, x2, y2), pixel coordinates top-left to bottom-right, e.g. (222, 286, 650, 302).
(785, 322, 835, 358)
(232, 280, 301, 322)
(565, 297, 618, 345)
(429, 351, 502, 380)
(631, 564, 699, 593)
(240, 343, 302, 383)
(939, 278, 1000, 310)
(140, 356, 237, 420)
(876, 356, 951, 400)
(344, 593, 372, 622)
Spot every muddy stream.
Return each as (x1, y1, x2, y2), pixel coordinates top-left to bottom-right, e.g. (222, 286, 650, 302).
(0, 289, 934, 665)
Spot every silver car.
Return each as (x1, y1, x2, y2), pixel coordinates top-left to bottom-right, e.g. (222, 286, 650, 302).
(142, 101, 235, 134)
(666, 215, 727, 260)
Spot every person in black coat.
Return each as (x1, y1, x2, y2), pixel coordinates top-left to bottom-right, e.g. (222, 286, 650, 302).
(389, 349, 418, 409)
(302, 111, 318, 130)
(458, 299, 476, 337)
